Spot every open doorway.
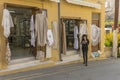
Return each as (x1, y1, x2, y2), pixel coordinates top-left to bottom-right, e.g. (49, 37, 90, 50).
(92, 13, 101, 52)
(7, 6, 34, 60)
(64, 19, 79, 50)
(61, 18, 81, 55)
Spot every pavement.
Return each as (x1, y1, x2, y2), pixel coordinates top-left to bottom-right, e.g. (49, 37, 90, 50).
(0, 58, 120, 80)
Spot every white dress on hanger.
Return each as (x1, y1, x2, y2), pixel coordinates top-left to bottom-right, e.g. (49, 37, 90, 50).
(79, 23, 88, 54)
(2, 9, 14, 63)
(74, 26, 79, 49)
(46, 30, 54, 58)
(30, 15, 35, 47)
(79, 23, 87, 36)
(2, 9, 14, 38)
(47, 29, 54, 47)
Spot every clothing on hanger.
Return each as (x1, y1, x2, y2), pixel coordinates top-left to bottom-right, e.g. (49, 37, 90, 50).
(2, 9, 14, 38)
(35, 13, 48, 47)
(62, 22, 67, 54)
(79, 23, 87, 36)
(47, 29, 54, 47)
(30, 15, 35, 47)
(2, 9, 14, 63)
(52, 21, 59, 49)
(79, 22, 88, 54)
(6, 42, 11, 63)
(74, 26, 79, 49)
(91, 24, 101, 46)
(36, 50, 45, 61)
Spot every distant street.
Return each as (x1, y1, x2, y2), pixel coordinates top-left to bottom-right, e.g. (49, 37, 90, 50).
(1, 58, 120, 80)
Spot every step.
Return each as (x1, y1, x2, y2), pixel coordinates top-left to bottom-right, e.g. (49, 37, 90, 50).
(62, 54, 81, 60)
(0, 60, 54, 73)
(10, 57, 35, 65)
(66, 50, 78, 55)
(56, 54, 82, 65)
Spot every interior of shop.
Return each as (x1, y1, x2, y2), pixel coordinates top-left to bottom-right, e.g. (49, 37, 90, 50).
(64, 19, 80, 50)
(8, 6, 34, 60)
(61, 18, 87, 55)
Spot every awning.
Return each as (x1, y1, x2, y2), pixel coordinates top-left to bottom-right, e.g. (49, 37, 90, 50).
(50, 0, 60, 3)
(66, 0, 101, 9)
(50, 0, 101, 9)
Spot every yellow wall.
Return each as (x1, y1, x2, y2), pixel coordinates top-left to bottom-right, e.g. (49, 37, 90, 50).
(61, 0, 105, 57)
(0, 0, 105, 69)
(0, 0, 60, 69)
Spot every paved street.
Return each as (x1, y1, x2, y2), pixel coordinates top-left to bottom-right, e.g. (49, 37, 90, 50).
(1, 58, 120, 80)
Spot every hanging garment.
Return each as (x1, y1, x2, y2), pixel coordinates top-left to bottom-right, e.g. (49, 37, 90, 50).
(30, 15, 35, 47)
(79, 23, 87, 36)
(74, 26, 79, 49)
(2, 9, 14, 38)
(52, 21, 59, 49)
(6, 43, 11, 63)
(46, 45, 52, 58)
(47, 29, 54, 47)
(36, 50, 45, 61)
(91, 24, 101, 46)
(79, 23, 88, 54)
(35, 13, 48, 47)
(62, 22, 67, 54)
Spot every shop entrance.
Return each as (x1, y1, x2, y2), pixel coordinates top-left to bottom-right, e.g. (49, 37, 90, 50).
(8, 6, 34, 60)
(64, 19, 78, 50)
(92, 13, 101, 52)
(61, 18, 81, 55)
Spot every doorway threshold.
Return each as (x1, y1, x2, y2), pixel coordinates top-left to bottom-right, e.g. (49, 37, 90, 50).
(10, 57, 35, 65)
(56, 51, 82, 65)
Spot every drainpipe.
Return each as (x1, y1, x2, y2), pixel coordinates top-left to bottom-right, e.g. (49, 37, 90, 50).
(58, 0, 62, 61)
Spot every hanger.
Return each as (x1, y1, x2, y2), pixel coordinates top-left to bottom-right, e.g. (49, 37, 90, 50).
(35, 8, 42, 14)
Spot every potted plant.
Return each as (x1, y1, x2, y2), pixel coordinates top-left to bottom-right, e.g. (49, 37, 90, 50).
(104, 33, 113, 58)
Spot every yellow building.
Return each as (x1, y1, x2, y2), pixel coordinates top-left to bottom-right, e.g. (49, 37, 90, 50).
(0, 0, 105, 70)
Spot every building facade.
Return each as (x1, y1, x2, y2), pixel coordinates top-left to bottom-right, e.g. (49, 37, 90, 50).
(0, 0, 105, 70)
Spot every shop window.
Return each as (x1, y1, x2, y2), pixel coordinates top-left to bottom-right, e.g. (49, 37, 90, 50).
(6, 4, 47, 60)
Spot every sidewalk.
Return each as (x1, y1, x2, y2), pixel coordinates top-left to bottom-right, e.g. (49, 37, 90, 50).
(0, 54, 107, 76)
